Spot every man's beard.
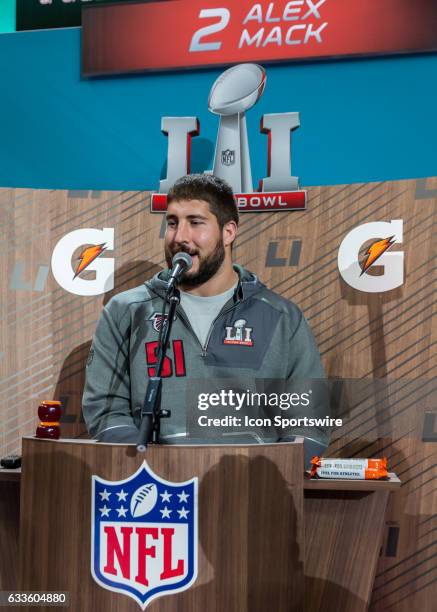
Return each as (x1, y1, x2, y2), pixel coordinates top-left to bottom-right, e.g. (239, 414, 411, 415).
(165, 238, 225, 288)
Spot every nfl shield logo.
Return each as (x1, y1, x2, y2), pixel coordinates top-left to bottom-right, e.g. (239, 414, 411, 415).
(91, 461, 198, 609)
(221, 149, 235, 166)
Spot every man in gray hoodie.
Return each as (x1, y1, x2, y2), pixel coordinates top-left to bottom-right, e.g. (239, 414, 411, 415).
(82, 174, 329, 463)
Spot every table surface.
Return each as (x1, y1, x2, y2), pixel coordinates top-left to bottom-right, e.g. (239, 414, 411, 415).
(0, 466, 21, 481)
(303, 472, 401, 490)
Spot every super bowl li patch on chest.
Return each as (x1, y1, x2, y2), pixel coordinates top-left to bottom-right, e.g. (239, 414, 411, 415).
(91, 461, 198, 609)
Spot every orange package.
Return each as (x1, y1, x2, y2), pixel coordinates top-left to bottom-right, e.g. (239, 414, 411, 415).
(310, 457, 388, 480)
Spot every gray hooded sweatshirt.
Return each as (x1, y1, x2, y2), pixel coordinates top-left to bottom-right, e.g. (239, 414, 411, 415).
(82, 265, 329, 455)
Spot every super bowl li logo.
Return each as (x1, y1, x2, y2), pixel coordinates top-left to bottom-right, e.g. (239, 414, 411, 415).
(91, 462, 198, 609)
(151, 63, 306, 214)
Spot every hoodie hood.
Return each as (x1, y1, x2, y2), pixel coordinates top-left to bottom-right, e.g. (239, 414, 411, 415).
(145, 264, 265, 300)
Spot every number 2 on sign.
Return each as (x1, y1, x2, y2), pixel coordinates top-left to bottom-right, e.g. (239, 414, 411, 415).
(189, 8, 231, 52)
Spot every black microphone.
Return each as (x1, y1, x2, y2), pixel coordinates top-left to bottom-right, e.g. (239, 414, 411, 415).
(167, 252, 193, 293)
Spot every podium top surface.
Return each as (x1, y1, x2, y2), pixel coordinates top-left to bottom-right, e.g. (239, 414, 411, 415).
(12, 438, 402, 491)
(20, 436, 303, 448)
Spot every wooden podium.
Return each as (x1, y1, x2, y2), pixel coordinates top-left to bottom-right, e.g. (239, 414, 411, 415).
(19, 438, 305, 612)
(9, 437, 401, 611)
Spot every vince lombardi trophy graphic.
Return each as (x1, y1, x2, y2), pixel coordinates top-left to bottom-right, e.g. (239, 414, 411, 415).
(208, 64, 266, 193)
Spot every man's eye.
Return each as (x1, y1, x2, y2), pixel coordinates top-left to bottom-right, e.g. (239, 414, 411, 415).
(166, 221, 176, 228)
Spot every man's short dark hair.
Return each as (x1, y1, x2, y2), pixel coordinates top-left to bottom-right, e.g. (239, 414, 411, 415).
(167, 174, 239, 228)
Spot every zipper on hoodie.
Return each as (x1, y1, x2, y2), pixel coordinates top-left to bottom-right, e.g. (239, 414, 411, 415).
(150, 274, 252, 356)
(177, 301, 242, 357)
(201, 302, 237, 356)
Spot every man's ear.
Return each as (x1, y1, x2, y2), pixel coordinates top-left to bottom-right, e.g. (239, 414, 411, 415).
(223, 220, 238, 248)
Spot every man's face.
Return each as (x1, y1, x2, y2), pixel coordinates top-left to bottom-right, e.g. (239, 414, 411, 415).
(164, 199, 225, 288)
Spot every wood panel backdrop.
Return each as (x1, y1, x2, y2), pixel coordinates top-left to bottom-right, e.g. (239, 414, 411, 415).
(0, 176, 435, 611)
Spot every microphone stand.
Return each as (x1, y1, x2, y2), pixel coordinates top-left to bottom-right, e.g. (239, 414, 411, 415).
(136, 286, 180, 452)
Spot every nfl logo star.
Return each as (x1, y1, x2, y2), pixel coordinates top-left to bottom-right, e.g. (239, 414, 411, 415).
(91, 461, 198, 609)
(221, 149, 235, 166)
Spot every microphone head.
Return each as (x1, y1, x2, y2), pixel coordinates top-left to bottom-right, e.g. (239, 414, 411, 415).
(172, 251, 193, 271)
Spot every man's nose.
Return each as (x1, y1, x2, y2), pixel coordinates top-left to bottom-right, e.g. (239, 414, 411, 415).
(174, 222, 191, 245)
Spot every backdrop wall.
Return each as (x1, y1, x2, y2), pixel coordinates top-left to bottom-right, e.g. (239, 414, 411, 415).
(0, 28, 436, 190)
(0, 178, 435, 611)
(0, 17, 436, 612)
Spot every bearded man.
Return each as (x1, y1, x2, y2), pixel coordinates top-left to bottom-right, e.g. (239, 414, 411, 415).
(82, 174, 329, 463)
